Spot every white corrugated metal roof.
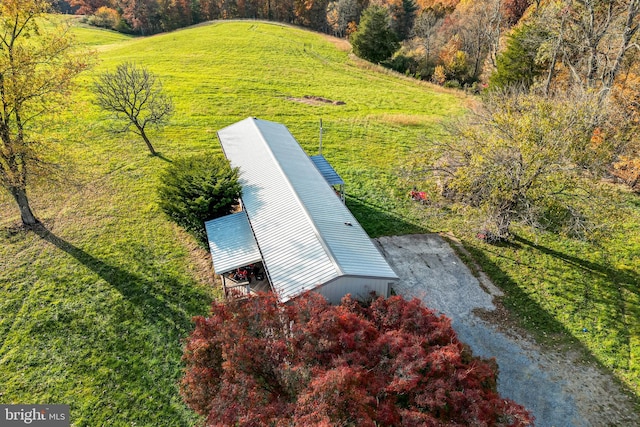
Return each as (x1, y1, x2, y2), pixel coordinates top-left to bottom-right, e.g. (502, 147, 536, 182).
(205, 212, 262, 274)
(310, 155, 344, 186)
(217, 117, 398, 302)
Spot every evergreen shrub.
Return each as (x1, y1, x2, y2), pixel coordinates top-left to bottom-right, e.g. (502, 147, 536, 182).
(158, 155, 241, 246)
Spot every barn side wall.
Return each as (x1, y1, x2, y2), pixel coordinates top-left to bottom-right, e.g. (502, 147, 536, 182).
(315, 276, 395, 305)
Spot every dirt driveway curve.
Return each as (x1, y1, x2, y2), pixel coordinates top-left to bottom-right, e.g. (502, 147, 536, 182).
(375, 234, 638, 427)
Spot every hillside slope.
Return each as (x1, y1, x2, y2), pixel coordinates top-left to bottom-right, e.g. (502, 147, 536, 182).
(0, 21, 466, 425)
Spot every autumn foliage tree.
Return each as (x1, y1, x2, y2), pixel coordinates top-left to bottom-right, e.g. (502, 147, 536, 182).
(181, 292, 533, 426)
(407, 89, 620, 238)
(610, 71, 640, 191)
(69, 0, 113, 14)
(502, 0, 531, 26)
(0, 0, 90, 225)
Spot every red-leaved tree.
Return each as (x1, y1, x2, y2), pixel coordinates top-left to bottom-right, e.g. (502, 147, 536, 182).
(181, 292, 533, 426)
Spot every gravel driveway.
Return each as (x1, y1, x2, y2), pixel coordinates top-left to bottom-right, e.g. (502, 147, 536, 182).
(375, 234, 638, 427)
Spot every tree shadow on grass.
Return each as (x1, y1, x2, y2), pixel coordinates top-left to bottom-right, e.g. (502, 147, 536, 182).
(346, 194, 429, 237)
(513, 235, 640, 288)
(31, 224, 207, 330)
(154, 152, 173, 162)
(514, 235, 640, 377)
(21, 224, 210, 425)
(467, 241, 589, 340)
(465, 235, 640, 407)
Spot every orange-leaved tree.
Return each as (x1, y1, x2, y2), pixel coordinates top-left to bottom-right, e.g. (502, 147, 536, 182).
(181, 292, 533, 426)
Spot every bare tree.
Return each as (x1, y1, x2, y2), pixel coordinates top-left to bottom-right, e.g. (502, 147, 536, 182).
(601, 0, 640, 99)
(457, 0, 503, 77)
(539, 0, 640, 100)
(326, 0, 361, 37)
(413, 8, 443, 65)
(0, 0, 91, 226)
(93, 62, 174, 156)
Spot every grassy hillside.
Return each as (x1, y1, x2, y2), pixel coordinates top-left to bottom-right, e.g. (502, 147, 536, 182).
(1, 19, 638, 425)
(0, 21, 468, 425)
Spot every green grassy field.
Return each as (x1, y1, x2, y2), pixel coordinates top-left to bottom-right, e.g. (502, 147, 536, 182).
(1, 19, 639, 425)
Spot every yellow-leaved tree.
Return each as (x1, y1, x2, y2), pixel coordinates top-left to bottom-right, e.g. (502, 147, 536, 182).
(406, 89, 621, 239)
(0, 0, 91, 225)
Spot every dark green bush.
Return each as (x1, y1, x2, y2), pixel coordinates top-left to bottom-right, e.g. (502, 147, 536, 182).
(158, 154, 241, 246)
(443, 79, 461, 88)
(489, 24, 547, 90)
(382, 54, 418, 75)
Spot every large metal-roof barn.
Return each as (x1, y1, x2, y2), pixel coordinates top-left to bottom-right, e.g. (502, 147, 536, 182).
(205, 117, 398, 304)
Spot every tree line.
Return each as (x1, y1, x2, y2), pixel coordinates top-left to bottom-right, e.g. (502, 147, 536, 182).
(62, 0, 639, 95)
(55, 0, 518, 87)
(404, 0, 639, 238)
(60, 0, 339, 34)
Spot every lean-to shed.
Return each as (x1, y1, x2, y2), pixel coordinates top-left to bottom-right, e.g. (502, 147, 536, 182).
(206, 117, 398, 304)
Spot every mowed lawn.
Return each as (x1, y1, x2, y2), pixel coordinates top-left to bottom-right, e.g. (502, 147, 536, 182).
(0, 20, 468, 425)
(1, 19, 639, 425)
